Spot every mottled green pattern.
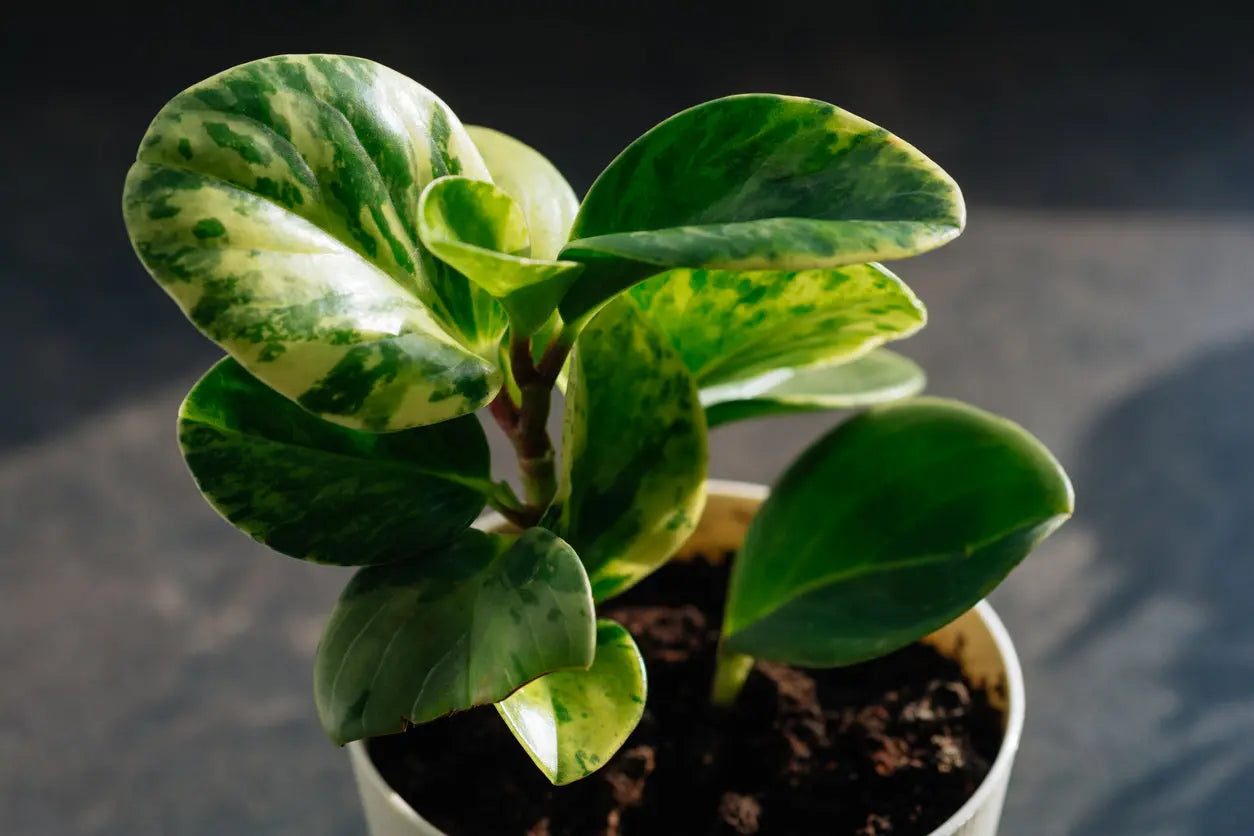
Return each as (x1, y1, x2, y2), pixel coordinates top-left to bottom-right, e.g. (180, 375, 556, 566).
(559, 95, 964, 320)
(630, 264, 924, 391)
(179, 358, 490, 565)
(703, 350, 926, 428)
(496, 619, 646, 785)
(554, 297, 708, 601)
(314, 528, 595, 745)
(123, 55, 504, 430)
(723, 398, 1074, 666)
(418, 176, 582, 334)
(466, 126, 579, 261)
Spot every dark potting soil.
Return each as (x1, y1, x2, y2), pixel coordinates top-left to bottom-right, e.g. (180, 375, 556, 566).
(368, 554, 1004, 835)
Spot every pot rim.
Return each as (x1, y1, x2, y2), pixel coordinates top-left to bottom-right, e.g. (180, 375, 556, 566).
(346, 478, 1027, 836)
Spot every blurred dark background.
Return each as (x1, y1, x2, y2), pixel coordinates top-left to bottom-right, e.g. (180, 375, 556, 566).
(3, 2, 1253, 834)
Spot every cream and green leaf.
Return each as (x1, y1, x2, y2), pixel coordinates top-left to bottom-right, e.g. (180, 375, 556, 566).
(559, 94, 964, 323)
(703, 349, 926, 428)
(553, 297, 708, 601)
(497, 619, 646, 785)
(418, 176, 582, 335)
(628, 263, 926, 424)
(723, 398, 1074, 666)
(179, 358, 490, 565)
(315, 527, 595, 745)
(123, 54, 505, 431)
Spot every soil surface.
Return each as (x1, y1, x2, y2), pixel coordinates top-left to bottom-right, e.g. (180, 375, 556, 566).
(368, 554, 1004, 835)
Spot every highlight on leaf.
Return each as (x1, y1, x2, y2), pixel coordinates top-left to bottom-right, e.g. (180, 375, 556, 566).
(497, 619, 647, 785)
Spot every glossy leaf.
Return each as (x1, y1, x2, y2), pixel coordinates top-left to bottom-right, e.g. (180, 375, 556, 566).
(630, 263, 925, 396)
(703, 349, 926, 428)
(467, 125, 579, 261)
(497, 619, 646, 785)
(724, 398, 1074, 666)
(559, 94, 964, 321)
(418, 176, 582, 334)
(179, 358, 489, 565)
(315, 528, 595, 745)
(554, 297, 708, 601)
(123, 54, 503, 431)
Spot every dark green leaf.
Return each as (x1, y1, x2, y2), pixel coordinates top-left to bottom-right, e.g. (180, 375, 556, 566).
(179, 358, 490, 565)
(724, 398, 1073, 666)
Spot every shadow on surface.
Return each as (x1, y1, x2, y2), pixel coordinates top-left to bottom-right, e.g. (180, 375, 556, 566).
(1067, 338, 1254, 834)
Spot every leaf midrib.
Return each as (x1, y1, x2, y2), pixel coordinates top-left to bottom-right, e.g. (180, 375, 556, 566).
(180, 412, 488, 495)
(565, 217, 963, 266)
(724, 512, 1070, 645)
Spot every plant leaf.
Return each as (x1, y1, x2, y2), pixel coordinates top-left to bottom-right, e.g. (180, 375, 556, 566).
(418, 176, 582, 334)
(554, 297, 708, 601)
(723, 398, 1074, 666)
(178, 358, 489, 565)
(122, 54, 503, 431)
(559, 94, 964, 322)
(467, 125, 579, 261)
(703, 349, 926, 428)
(315, 527, 595, 745)
(496, 619, 646, 785)
(630, 263, 924, 398)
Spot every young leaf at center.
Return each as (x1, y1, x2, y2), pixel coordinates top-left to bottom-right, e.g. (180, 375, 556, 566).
(314, 527, 595, 745)
(418, 176, 582, 335)
(497, 619, 647, 785)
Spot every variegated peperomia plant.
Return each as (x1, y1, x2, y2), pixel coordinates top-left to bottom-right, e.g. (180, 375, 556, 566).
(123, 54, 1073, 787)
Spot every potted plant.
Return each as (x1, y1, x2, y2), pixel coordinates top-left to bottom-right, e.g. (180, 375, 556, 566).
(122, 54, 1073, 835)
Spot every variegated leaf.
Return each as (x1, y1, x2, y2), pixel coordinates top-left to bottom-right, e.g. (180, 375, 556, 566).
(178, 358, 489, 565)
(123, 54, 504, 431)
(418, 176, 582, 334)
(315, 528, 595, 745)
(559, 95, 964, 322)
(630, 264, 924, 394)
(467, 125, 579, 261)
(497, 619, 646, 785)
(703, 349, 926, 428)
(554, 297, 708, 601)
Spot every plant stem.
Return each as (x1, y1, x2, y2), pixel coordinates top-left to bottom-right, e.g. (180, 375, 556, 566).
(488, 329, 575, 520)
(710, 641, 755, 707)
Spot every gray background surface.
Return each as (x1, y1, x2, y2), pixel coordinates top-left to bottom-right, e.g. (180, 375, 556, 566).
(4, 4, 1253, 834)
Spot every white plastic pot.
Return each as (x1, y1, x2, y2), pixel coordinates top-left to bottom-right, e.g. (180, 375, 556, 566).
(347, 480, 1026, 836)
